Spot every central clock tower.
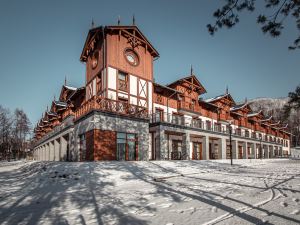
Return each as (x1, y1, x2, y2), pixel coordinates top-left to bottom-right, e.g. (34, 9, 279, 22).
(80, 25, 159, 114)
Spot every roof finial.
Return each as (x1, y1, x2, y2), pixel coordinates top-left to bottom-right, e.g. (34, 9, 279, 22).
(91, 18, 95, 28)
(118, 15, 121, 25)
(54, 94, 56, 101)
(64, 75, 67, 86)
(190, 64, 193, 75)
(245, 97, 248, 103)
(132, 14, 135, 25)
(226, 85, 229, 94)
(46, 105, 48, 111)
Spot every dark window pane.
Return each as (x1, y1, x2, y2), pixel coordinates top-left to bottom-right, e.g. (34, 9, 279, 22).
(117, 132, 126, 139)
(127, 134, 136, 140)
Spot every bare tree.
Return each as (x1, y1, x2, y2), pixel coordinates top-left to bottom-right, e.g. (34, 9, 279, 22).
(0, 106, 32, 160)
(207, 0, 300, 50)
(12, 109, 31, 159)
(0, 106, 13, 160)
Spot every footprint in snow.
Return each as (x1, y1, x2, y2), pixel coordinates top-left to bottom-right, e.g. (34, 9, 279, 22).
(280, 202, 288, 207)
(292, 198, 299, 203)
(290, 209, 300, 215)
(211, 206, 218, 213)
(158, 203, 172, 208)
(139, 213, 155, 217)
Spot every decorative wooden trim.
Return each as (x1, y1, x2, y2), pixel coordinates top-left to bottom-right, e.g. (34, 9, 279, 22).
(107, 64, 152, 82)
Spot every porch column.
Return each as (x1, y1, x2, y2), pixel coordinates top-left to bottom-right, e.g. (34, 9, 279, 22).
(253, 143, 259, 159)
(279, 146, 283, 157)
(203, 136, 210, 160)
(182, 133, 191, 160)
(60, 136, 67, 161)
(54, 139, 60, 161)
(159, 128, 167, 160)
(49, 141, 54, 161)
(232, 140, 238, 159)
(45, 144, 48, 161)
(269, 145, 273, 158)
(264, 145, 269, 158)
(243, 142, 248, 159)
(218, 137, 227, 159)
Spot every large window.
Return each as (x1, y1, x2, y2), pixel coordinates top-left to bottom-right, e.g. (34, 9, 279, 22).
(118, 71, 128, 92)
(117, 132, 137, 161)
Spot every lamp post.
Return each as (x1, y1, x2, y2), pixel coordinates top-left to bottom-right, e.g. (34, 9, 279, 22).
(228, 121, 233, 166)
(259, 136, 263, 159)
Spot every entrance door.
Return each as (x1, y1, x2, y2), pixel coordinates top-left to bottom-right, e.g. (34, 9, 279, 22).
(193, 142, 202, 160)
(127, 134, 136, 161)
(238, 146, 243, 159)
(171, 140, 182, 160)
(117, 133, 137, 161)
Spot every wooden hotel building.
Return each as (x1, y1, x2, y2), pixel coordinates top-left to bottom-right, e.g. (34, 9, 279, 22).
(33, 24, 291, 161)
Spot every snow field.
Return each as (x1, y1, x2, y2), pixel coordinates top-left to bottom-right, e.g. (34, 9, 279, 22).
(0, 159, 299, 225)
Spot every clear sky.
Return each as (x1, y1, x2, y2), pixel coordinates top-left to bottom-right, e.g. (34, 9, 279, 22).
(0, 0, 299, 127)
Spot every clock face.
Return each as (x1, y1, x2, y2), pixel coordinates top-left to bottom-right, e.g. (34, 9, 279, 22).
(91, 51, 98, 69)
(124, 49, 139, 66)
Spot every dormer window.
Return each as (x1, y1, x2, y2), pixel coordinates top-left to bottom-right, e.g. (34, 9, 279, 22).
(118, 71, 128, 92)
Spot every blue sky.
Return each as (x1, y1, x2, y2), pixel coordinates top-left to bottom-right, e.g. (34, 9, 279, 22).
(0, 0, 299, 127)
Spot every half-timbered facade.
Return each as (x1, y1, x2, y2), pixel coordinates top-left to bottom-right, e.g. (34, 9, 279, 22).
(33, 23, 291, 161)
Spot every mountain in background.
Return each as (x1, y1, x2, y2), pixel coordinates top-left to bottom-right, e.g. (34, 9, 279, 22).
(248, 97, 289, 120)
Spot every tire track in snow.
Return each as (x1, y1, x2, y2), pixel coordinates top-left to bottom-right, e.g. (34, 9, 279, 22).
(201, 179, 277, 225)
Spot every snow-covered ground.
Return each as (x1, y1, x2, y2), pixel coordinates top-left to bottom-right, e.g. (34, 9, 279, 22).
(0, 159, 300, 225)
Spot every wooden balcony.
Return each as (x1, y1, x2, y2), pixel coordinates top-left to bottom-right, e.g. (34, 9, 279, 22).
(178, 101, 201, 113)
(62, 108, 74, 120)
(74, 97, 148, 120)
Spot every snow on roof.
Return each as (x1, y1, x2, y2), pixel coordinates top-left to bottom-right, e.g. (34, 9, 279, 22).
(261, 116, 272, 122)
(204, 94, 228, 103)
(278, 124, 288, 129)
(42, 119, 49, 123)
(270, 121, 281, 126)
(247, 110, 262, 117)
(230, 103, 247, 111)
(63, 85, 77, 91)
(53, 101, 67, 107)
(46, 111, 58, 117)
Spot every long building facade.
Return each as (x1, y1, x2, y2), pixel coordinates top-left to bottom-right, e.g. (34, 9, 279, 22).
(33, 24, 291, 161)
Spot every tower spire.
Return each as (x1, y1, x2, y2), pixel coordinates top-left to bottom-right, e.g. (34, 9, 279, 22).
(91, 18, 95, 28)
(132, 14, 135, 25)
(226, 85, 229, 94)
(245, 97, 248, 104)
(54, 94, 56, 101)
(64, 75, 67, 86)
(118, 15, 121, 25)
(190, 64, 193, 75)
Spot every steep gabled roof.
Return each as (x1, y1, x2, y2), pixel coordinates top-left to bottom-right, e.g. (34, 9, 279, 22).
(53, 101, 67, 107)
(205, 93, 235, 105)
(153, 83, 182, 94)
(167, 75, 207, 95)
(247, 110, 264, 118)
(261, 116, 273, 122)
(59, 85, 78, 102)
(230, 103, 251, 112)
(46, 111, 58, 117)
(80, 25, 159, 62)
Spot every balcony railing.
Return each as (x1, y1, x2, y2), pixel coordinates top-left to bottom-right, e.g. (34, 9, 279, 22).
(178, 101, 201, 112)
(74, 97, 148, 120)
(150, 112, 284, 144)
